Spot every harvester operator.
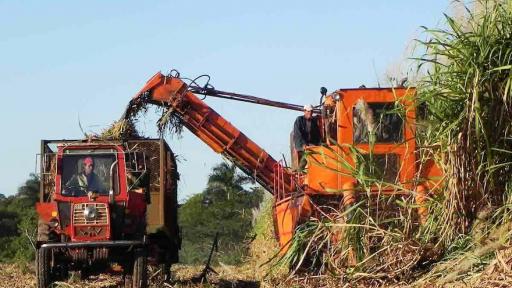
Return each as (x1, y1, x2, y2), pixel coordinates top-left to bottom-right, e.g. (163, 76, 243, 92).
(293, 104, 321, 170)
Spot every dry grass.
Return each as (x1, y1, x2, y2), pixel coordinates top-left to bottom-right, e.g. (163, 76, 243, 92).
(3, 236, 512, 288)
(0, 263, 260, 288)
(99, 119, 141, 140)
(98, 86, 184, 140)
(243, 196, 285, 280)
(0, 263, 35, 288)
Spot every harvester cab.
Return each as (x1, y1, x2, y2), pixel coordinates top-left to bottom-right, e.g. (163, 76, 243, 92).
(275, 87, 443, 250)
(300, 87, 417, 195)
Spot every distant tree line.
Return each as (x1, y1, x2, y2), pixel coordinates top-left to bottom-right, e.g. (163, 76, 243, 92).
(0, 174, 39, 262)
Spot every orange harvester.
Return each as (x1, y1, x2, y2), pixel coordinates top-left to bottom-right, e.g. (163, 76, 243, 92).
(133, 72, 443, 252)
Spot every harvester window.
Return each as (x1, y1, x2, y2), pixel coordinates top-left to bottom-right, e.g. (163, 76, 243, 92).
(61, 154, 118, 196)
(353, 102, 403, 144)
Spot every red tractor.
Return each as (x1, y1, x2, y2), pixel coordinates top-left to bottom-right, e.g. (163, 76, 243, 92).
(35, 138, 180, 288)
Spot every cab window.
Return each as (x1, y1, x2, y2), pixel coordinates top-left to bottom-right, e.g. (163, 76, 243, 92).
(61, 154, 118, 196)
(353, 102, 403, 144)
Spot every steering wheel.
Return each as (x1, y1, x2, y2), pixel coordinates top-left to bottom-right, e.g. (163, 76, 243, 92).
(63, 185, 88, 196)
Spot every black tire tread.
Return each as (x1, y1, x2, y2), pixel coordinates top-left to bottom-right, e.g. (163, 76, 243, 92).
(36, 248, 51, 288)
(125, 248, 147, 288)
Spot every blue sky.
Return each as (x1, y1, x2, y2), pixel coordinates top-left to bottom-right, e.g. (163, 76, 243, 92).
(0, 1, 452, 201)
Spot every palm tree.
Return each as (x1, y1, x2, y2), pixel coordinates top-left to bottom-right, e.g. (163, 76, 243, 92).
(204, 162, 252, 202)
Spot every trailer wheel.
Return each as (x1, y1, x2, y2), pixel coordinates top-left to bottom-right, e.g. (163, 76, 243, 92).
(125, 248, 148, 288)
(36, 247, 52, 288)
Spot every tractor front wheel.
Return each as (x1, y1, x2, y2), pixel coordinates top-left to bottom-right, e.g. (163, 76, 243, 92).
(36, 247, 53, 288)
(124, 248, 148, 288)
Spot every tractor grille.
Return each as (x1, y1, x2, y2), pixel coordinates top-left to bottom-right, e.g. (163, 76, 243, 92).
(73, 203, 109, 225)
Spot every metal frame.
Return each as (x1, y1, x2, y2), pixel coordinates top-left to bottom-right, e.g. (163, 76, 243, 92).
(39, 239, 145, 250)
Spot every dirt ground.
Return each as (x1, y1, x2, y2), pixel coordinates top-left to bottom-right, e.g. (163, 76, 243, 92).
(0, 263, 265, 288)
(5, 260, 512, 288)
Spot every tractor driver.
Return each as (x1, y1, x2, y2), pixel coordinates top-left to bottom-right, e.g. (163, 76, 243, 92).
(65, 156, 106, 195)
(293, 104, 321, 170)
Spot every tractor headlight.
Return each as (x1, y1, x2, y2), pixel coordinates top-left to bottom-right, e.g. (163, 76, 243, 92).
(83, 205, 98, 221)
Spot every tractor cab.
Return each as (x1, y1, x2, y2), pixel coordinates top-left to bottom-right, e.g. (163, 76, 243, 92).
(35, 138, 180, 288)
(38, 140, 148, 242)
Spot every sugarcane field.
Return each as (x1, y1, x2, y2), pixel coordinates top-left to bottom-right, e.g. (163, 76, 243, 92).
(3, 1, 512, 287)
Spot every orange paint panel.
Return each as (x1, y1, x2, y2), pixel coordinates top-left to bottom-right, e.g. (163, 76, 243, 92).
(306, 146, 341, 193)
(273, 195, 311, 254)
(274, 200, 296, 252)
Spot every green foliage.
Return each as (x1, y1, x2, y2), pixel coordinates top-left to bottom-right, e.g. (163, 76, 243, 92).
(179, 162, 264, 265)
(0, 174, 39, 263)
(417, 0, 512, 245)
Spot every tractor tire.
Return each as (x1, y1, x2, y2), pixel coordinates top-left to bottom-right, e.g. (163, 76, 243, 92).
(124, 248, 148, 288)
(35, 247, 52, 288)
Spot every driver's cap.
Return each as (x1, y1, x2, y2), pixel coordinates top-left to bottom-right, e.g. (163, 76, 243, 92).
(83, 157, 94, 166)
